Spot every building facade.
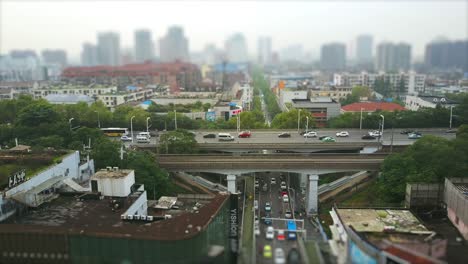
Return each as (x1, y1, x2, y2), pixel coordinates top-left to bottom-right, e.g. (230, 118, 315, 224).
(225, 33, 249, 63)
(376, 42, 411, 72)
(258, 36, 272, 65)
(405, 95, 459, 111)
(97, 32, 121, 66)
(159, 26, 189, 62)
(81, 43, 99, 66)
(291, 97, 341, 127)
(134, 29, 154, 63)
(321, 43, 346, 71)
(356, 35, 373, 63)
(425, 40, 468, 72)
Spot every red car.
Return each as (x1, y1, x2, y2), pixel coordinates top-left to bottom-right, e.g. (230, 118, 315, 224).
(238, 131, 252, 138)
(281, 191, 288, 196)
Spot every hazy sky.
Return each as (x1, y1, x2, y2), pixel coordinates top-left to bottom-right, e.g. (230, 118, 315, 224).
(1, 1, 467, 61)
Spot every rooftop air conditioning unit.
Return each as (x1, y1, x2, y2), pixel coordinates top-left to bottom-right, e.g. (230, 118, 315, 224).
(147, 216, 154, 221)
(164, 215, 172, 219)
(113, 167, 119, 171)
(441, 98, 446, 102)
(120, 215, 127, 220)
(140, 215, 147, 221)
(106, 166, 112, 171)
(127, 215, 133, 220)
(134, 215, 140, 220)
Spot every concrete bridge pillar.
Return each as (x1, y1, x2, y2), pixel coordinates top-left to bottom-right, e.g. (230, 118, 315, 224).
(305, 174, 319, 215)
(227, 174, 237, 193)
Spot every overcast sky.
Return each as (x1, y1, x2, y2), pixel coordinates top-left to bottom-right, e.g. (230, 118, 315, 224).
(1, 1, 467, 61)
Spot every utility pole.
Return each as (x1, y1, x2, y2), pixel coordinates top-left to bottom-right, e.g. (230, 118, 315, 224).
(449, 106, 453, 129)
(174, 110, 178, 130)
(360, 108, 363, 131)
(297, 109, 301, 133)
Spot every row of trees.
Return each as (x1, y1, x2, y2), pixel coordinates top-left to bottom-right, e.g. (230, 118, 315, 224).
(147, 101, 211, 113)
(253, 70, 282, 119)
(376, 125, 468, 203)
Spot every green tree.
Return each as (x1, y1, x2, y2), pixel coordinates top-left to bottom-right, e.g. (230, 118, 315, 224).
(17, 100, 61, 126)
(91, 138, 121, 169)
(159, 129, 198, 154)
(271, 109, 313, 129)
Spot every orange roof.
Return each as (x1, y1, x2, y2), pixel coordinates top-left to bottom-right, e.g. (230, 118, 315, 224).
(341, 102, 405, 112)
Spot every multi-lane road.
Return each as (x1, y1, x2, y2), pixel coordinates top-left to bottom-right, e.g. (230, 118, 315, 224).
(254, 172, 303, 264)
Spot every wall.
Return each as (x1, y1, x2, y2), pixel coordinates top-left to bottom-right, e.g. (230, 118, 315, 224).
(123, 191, 148, 216)
(405, 183, 443, 209)
(444, 178, 468, 240)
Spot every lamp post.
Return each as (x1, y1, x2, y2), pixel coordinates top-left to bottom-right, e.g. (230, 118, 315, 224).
(360, 108, 363, 131)
(305, 116, 309, 142)
(449, 106, 453, 129)
(297, 109, 301, 133)
(130, 116, 135, 143)
(146, 117, 151, 133)
(174, 110, 178, 130)
(94, 111, 101, 128)
(380, 115, 385, 143)
(68, 118, 74, 131)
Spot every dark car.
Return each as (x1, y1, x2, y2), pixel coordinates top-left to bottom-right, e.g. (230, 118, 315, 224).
(445, 129, 457, 133)
(203, 133, 216, 138)
(264, 213, 272, 225)
(287, 248, 301, 264)
(400, 129, 414, 134)
(318, 136, 328, 140)
(362, 134, 376, 140)
(299, 131, 306, 135)
(278, 132, 291, 138)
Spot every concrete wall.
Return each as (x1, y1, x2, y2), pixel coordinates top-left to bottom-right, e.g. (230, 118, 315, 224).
(444, 178, 468, 240)
(405, 183, 443, 209)
(123, 191, 148, 216)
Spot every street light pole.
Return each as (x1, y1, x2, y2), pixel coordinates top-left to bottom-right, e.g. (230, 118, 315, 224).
(68, 118, 74, 131)
(174, 110, 178, 130)
(360, 108, 363, 131)
(146, 117, 151, 133)
(130, 116, 135, 143)
(449, 106, 453, 129)
(297, 109, 301, 133)
(380, 115, 385, 143)
(305, 116, 309, 142)
(94, 111, 100, 128)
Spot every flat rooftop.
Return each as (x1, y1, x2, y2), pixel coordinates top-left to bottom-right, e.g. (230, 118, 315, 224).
(454, 184, 468, 198)
(1, 192, 228, 241)
(93, 169, 133, 179)
(336, 208, 430, 234)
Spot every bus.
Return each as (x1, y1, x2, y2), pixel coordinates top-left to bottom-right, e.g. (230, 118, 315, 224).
(100, 128, 129, 137)
(287, 220, 297, 240)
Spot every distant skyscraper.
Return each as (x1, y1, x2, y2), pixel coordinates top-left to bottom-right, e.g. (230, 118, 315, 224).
(225, 33, 248, 63)
(320, 43, 346, 71)
(81, 43, 98, 66)
(280, 44, 304, 62)
(159, 26, 189, 62)
(376, 42, 411, 72)
(97, 32, 121, 66)
(356, 35, 373, 62)
(258, 36, 272, 65)
(134, 29, 154, 63)
(41, 49, 67, 66)
(425, 40, 468, 71)
(203, 43, 219, 65)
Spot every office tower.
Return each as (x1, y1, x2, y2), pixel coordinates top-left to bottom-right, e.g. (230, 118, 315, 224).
(280, 44, 304, 62)
(134, 29, 154, 63)
(81, 43, 98, 66)
(376, 42, 411, 72)
(159, 26, 190, 62)
(41, 49, 68, 66)
(225, 33, 248, 63)
(203, 43, 219, 65)
(258, 36, 272, 65)
(97, 32, 121, 66)
(425, 40, 468, 71)
(320, 43, 346, 71)
(356, 35, 373, 62)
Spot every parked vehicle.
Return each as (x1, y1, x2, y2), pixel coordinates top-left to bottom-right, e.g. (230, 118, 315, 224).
(266, 227, 274, 240)
(254, 200, 258, 210)
(238, 130, 252, 138)
(120, 135, 132, 141)
(203, 133, 216, 138)
(138, 132, 151, 139)
(278, 132, 291, 138)
(274, 248, 286, 264)
(321, 136, 336, 142)
(254, 223, 260, 236)
(400, 129, 414, 134)
(218, 133, 235, 141)
(408, 132, 422, 139)
(336, 131, 349, 137)
(303, 131, 317, 138)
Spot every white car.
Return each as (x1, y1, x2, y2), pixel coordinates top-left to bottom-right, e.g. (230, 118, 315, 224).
(254, 200, 259, 210)
(254, 180, 259, 188)
(265, 202, 272, 212)
(136, 135, 150, 143)
(270, 178, 276, 184)
(303, 131, 317, 138)
(120, 135, 132, 141)
(274, 248, 286, 264)
(254, 223, 261, 236)
(368, 130, 381, 137)
(336, 131, 349, 137)
(266, 226, 274, 240)
(285, 210, 292, 218)
(280, 182, 287, 190)
(282, 194, 289, 203)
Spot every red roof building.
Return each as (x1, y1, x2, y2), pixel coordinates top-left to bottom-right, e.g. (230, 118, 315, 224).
(341, 102, 405, 113)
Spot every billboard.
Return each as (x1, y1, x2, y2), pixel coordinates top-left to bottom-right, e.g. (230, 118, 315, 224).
(229, 193, 239, 262)
(205, 111, 216, 122)
(349, 241, 377, 264)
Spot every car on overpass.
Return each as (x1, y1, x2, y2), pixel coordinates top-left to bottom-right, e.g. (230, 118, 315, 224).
(120, 135, 132, 141)
(278, 132, 291, 138)
(336, 131, 349, 137)
(282, 194, 289, 203)
(368, 130, 381, 137)
(321, 136, 336, 142)
(266, 227, 274, 240)
(277, 230, 286, 241)
(265, 202, 272, 212)
(238, 131, 252, 138)
(203, 133, 216, 138)
(303, 131, 317, 138)
(362, 134, 377, 140)
(400, 129, 414, 134)
(218, 133, 235, 141)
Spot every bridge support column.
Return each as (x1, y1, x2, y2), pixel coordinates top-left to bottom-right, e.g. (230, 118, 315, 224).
(227, 174, 237, 193)
(305, 174, 319, 215)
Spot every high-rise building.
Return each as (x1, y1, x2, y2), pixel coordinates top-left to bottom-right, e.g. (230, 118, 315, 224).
(203, 44, 220, 65)
(81, 43, 98, 66)
(97, 32, 121, 66)
(258, 36, 272, 65)
(376, 42, 411, 72)
(225, 33, 248, 63)
(320, 43, 346, 71)
(134, 29, 154, 63)
(41, 49, 67, 66)
(280, 44, 304, 62)
(159, 26, 189, 62)
(356, 35, 373, 62)
(425, 40, 468, 71)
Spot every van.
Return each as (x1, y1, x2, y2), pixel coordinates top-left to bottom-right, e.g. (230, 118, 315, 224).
(218, 133, 235, 141)
(138, 132, 151, 139)
(136, 135, 150, 143)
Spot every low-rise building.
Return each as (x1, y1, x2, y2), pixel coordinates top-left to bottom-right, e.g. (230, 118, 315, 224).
(291, 97, 340, 127)
(444, 178, 468, 240)
(405, 95, 459, 111)
(45, 94, 94, 105)
(309, 86, 353, 101)
(341, 102, 406, 113)
(96, 88, 154, 110)
(32, 84, 117, 99)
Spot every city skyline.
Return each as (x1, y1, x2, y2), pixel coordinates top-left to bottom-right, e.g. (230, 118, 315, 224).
(1, 1, 466, 62)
